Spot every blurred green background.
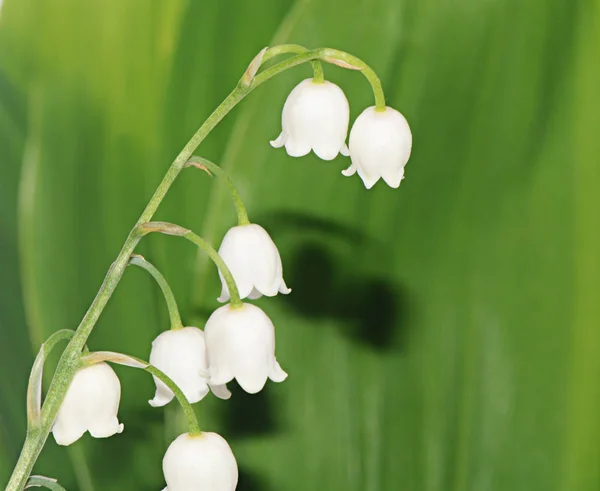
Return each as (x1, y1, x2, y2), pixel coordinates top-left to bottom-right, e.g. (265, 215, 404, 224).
(1, 0, 599, 490)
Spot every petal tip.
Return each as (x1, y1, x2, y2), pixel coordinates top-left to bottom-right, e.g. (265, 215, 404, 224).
(342, 165, 356, 177)
(148, 397, 168, 408)
(382, 171, 405, 189)
(210, 384, 232, 400)
(314, 148, 338, 161)
(237, 375, 268, 394)
(270, 361, 288, 383)
(270, 133, 285, 148)
(360, 173, 380, 189)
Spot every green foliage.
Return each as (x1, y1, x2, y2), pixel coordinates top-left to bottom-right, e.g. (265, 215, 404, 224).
(0, 0, 598, 490)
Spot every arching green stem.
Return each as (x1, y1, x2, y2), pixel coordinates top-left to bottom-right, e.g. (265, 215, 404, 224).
(145, 364, 201, 435)
(27, 330, 75, 431)
(258, 47, 386, 110)
(80, 351, 200, 435)
(128, 255, 183, 330)
(186, 156, 249, 226)
(137, 222, 242, 308)
(183, 231, 242, 307)
(6, 45, 386, 491)
(261, 43, 325, 83)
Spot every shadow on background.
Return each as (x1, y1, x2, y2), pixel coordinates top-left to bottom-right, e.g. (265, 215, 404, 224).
(222, 384, 280, 438)
(284, 240, 410, 351)
(238, 467, 273, 491)
(262, 211, 413, 352)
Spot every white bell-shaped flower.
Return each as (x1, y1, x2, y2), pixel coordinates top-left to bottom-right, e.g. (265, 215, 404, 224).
(149, 327, 231, 407)
(205, 303, 287, 394)
(343, 106, 412, 189)
(52, 362, 123, 446)
(162, 432, 238, 491)
(270, 78, 350, 160)
(217, 223, 290, 302)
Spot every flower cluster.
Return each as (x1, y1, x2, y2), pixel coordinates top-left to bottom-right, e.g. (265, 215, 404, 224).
(271, 78, 412, 189)
(23, 46, 413, 491)
(51, 223, 289, 491)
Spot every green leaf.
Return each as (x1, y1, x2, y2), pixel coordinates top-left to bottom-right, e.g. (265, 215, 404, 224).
(25, 475, 66, 491)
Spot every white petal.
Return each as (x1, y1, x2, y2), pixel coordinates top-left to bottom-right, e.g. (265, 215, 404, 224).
(269, 359, 288, 383)
(163, 432, 238, 491)
(234, 367, 269, 394)
(209, 366, 234, 387)
(226, 305, 273, 393)
(342, 163, 356, 177)
(248, 287, 263, 300)
(284, 138, 311, 157)
(269, 132, 286, 148)
(52, 420, 86, 447)
(312, 145, 341, 161)
(356, 168, 381, 189)
(88, 417, 124, 439)
(149, 327, 210, 406)
(348, 106, 412, 189)
(210, 383, 232, 400)
(278, 279, 291, 295)
(52, 362, 123, 446)
(381, 166, 405, 188)
(204, 303, 284, 395)
(219, 268, 254, 303)
(273, 79, 350, 160)
(148, 387, 174, 408)
(217, 224, 289, 302)
(217, 283, 230, 303)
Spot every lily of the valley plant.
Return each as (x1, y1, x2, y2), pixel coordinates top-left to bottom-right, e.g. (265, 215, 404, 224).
(6, 44, 413, 491)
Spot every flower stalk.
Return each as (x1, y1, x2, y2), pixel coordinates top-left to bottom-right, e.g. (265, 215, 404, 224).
(128, 254, 183, 330)
(259, 47, 386, 110)
(80, 352, 201, 435)
(137, 221, 243, 307)
(6, 44, 388, 491)
(186, 156, 249, 226)
(182, 231, 243, 307)
(260, 43, 325, 83)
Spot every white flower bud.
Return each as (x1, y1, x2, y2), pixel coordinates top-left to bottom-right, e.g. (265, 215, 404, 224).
(270, 78, 350, 160)
(343, 106, 412, 189)
(149, 327, 231, 407)
(205, 303, 287, 394)
(217, 223, 290, 302)
(162, 432, 238, 491)
(52, 362, 123, 446)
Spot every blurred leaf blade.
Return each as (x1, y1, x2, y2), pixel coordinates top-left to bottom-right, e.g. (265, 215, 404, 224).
(0, 0, 598, 490)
